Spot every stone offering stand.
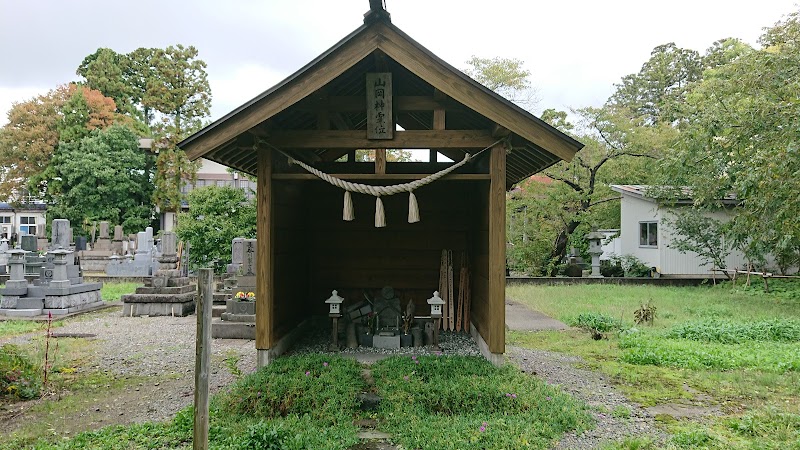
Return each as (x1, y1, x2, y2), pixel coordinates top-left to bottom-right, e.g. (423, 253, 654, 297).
(121, 232, 196, 316)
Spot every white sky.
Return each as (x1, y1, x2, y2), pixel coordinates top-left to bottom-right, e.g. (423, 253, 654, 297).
(0, 0, 797, 127)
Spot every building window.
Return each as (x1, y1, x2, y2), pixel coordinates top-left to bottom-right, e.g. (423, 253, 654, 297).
(639, 222, 658, 247)
(20, 216, 36, 235)
(0, 216, 10, 224)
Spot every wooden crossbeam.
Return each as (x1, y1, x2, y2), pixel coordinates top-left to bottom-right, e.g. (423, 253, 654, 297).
(266, 130, 496, 149)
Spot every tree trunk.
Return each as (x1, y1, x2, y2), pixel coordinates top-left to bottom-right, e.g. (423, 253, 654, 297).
(547, 219, 581, 276)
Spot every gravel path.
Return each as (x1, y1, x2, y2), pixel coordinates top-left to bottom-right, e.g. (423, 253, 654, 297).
(507, 346, 667, 448)
(1, 306, 256, 428)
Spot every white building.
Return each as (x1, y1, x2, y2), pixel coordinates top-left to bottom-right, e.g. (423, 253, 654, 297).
(0, 202, 47, 240)
(611, 185, 750, 277)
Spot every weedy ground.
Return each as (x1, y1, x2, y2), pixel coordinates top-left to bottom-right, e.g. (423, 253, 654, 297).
(507, 279, 800, 449)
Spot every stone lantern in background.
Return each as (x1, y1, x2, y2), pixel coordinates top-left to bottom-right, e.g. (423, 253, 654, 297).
(427, 291, 445, 347)
(586, 231, 606, 278)
(325, 290, 344, 350)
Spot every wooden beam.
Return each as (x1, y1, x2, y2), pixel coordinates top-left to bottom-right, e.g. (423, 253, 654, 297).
(488, 142, 506, 354)
(297, 95, 451, 113)
(183, 31, 380, 160)
(492, 123, 511, 138)
(272, 173, 490, 181)
(374, 23, 580, 162)
(375, 149, 386, 174)
(267, 130, 496, 149)
(256, 148, 273, 353)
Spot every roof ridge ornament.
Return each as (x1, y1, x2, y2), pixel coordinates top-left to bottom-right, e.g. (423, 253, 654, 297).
(364, 0, 391, 24)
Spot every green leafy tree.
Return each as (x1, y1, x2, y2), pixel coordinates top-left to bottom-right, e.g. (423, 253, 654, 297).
(46, 125, 153, 234)
(77, 48, 136, 117)
(175, 186, 256, 273)
(665, 211, 734, 278)
(658, 9, 800, 273)
(146, 45, 211, 214)
(464, 56, 538, 110)
(0, 84, 120, 201)
(610, 43, 703, 124)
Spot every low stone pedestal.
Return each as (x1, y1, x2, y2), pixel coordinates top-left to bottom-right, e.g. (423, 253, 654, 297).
(121, 275, 195, 317)
(212, 299, 256, 339)
(373, 331, 401, 349)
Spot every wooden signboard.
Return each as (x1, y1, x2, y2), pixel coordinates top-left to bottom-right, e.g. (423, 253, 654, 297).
(366, 73, 393, 139)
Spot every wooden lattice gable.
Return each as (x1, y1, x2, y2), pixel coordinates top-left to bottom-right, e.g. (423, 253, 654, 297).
(179, 16, 584, 189)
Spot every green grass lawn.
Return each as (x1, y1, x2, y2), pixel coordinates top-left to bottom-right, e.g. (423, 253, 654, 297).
(100, 281, 141, 302)
(507, 280, 800, 449)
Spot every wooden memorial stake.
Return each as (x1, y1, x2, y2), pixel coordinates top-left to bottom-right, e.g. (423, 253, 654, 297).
(193, 268, 213, 450)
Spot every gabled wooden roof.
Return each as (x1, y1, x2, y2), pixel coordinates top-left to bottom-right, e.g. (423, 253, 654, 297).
(179, 14, 584, 188)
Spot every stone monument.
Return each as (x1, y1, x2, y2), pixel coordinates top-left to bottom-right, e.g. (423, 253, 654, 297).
(121, 231, 195, 316)
(0, 218, 104, 317)
(212, 238, 257, 339)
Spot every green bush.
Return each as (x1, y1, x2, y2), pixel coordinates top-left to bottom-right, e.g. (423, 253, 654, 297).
(571, 312, 624, 333)
(666, 319, 800, 343)
(0, 344, 41, 400)
(600, 260, 625, 277)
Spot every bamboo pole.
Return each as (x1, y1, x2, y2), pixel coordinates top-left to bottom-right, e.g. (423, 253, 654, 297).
(193, 268, 213, 450)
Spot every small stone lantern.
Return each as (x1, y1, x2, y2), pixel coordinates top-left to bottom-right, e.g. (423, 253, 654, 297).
(325, 290, 344, 351)
(427, 291, 444, 318)
(586, 231, 606, 278)
(427, 291, 445, 347)
(6, 246, 30, 289)
(325, 290, 344, 317)
(48, 246, 73, 290)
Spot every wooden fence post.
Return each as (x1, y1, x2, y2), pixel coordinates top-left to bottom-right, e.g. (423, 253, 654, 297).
(193, 268, 213, 450)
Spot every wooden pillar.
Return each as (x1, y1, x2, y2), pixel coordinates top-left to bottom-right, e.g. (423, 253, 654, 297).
(487, 143, 506, 355)
(375, 149, 386, 174)
(256, 148, 274, 366)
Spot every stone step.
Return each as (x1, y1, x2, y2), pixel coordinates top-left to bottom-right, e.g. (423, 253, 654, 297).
(212, 305, 225, 318)
(0, 308, 43, 317)
(122, 292, 195, 303)
(134, 285, 195, 295)
(211, 320, 255, 339)
(122, 301, 195, 317)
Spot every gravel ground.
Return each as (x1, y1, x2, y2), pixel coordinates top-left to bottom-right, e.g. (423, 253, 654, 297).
(507, 346, 667, 449)
(3, 307, 666, 448)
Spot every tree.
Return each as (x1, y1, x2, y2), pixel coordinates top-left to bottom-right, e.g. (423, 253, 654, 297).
(175, 186, 256, 273)
(665, 211, 734, 278)
(46, 125, 153, 234)
(146, 45, 212, 214)
(657, 9, 800, 273)
(537, 106, 672, 273)
(610, 43, 703, 124)
(0, 84, 119, 201)
(77, 48, 136, 117)
(464, 56, 538, 110)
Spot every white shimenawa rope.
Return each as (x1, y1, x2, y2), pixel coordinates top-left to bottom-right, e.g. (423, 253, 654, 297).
(271, 139, 503, 227)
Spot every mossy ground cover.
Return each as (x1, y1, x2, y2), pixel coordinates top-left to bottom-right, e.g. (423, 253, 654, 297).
(507, 280, 800, 449)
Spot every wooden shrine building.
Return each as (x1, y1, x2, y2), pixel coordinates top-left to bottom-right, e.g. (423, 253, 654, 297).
(180, 4, 583, 366)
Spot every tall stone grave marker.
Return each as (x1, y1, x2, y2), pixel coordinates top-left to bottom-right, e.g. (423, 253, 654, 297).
(111, 225, 124, 255)
(95, 221, 111, 251)
(51, 220, 70, 249)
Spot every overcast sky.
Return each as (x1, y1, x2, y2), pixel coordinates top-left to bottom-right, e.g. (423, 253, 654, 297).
(0, 0, 797, 127)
